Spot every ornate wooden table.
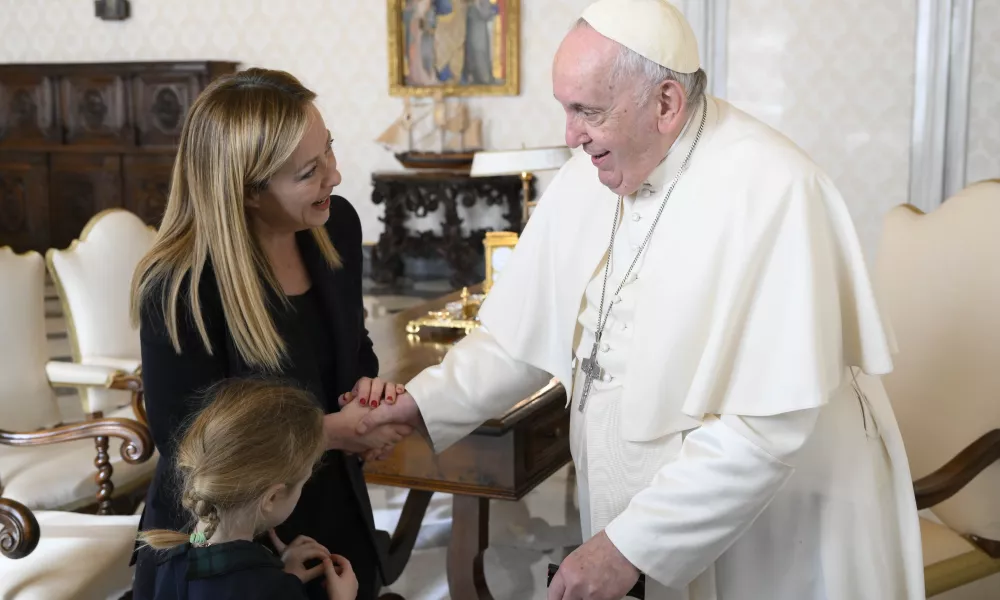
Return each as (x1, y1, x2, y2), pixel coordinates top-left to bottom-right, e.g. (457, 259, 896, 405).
(370, 171, 530, 288)
(364, 288, 570, 600)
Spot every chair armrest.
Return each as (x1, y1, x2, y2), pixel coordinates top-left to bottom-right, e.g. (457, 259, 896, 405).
(0, 497, 39, 560)
(83, 357, 141, 374)
(914, 429, 1000, 510)
(46, 361, 144, 422)
(45, 361, 124, 388)
(0, 417, 154, 466)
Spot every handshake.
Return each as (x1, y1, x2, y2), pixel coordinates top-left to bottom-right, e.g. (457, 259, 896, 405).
(329, 376, 425, 462)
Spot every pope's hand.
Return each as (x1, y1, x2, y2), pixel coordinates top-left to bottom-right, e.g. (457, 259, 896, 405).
(547, 531, 639, 600)
(355, 391, 425, 437)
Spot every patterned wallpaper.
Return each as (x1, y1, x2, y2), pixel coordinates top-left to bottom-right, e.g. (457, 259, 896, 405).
(0, 0, 594, 242)
(966, 0, 1000, 186)
(726, 0, 916, 261)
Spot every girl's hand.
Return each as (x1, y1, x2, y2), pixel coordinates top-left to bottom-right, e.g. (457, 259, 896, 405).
(324, 554, 358, 600)
(268, 530, 330, 583)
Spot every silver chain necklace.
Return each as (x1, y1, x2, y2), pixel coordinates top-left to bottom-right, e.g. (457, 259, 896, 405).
(578, 96, 708, 412)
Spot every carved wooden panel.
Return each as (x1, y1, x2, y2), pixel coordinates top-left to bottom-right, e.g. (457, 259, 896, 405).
(60, 75, 131, 147)
(49, 154, 122, 249)
(133, 74, 198, 147)
(123, 154, 173, 227)
(0, 75, 59, 147)
(0, 62, 237, 253)
(0, 152, 49, 252)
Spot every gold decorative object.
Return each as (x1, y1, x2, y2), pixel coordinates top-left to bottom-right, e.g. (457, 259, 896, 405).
(483, 231, 518, 294)
(405, 231, 520, 336)
(406, 287, 485, 335)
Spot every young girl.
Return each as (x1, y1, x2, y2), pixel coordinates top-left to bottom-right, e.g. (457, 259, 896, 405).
(141, 378, 358, 600)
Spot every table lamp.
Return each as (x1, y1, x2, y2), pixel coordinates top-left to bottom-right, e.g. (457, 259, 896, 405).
(470, 146, 572, 226)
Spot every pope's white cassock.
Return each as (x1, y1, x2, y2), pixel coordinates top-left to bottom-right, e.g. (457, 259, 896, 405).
(406, 14, 925, 600)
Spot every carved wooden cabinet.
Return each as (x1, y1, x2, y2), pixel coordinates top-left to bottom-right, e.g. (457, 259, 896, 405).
(0, 61, 237, 252)
(370, 171, 527, 288)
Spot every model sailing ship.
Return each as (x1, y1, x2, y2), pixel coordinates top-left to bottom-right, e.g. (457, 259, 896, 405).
(376, 95, 483, 170)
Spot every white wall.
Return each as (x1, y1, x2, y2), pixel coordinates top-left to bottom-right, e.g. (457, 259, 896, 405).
(727, 0, 917, 258)
(967, 0, 1000, 186)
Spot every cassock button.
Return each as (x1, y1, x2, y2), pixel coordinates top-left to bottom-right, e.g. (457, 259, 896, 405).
(631, 212, 641, 222)
(621, 323, 628, 331)
(600, 343, 610, 352)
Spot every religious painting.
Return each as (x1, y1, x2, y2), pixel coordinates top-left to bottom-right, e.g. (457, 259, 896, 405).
(387, 0, 520, 97)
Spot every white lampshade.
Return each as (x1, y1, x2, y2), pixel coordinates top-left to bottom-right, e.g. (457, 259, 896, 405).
(470, 146, 572, 176)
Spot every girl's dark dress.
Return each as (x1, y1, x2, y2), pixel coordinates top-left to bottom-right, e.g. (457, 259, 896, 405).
(133, 196, 384, 600)
(152, 541, 309, 600)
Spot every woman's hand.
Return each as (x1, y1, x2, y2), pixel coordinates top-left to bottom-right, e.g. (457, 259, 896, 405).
(268, 530, 330, 584)
(324, 554, 358, 600)
(340, 377, 405, 409)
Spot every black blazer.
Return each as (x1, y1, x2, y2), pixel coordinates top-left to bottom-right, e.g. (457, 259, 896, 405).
(134, 196, 383, 598)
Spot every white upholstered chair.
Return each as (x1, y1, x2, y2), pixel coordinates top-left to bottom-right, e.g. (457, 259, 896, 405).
(0, 413, 154, 600)
(876, 180, 1000, 597)
(46, 208, 156, 418)
(0, 247, 153, 513)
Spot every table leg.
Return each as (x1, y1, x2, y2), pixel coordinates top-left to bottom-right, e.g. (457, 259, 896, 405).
(380, 490, 433, 585)
(448, 495, 493, 600)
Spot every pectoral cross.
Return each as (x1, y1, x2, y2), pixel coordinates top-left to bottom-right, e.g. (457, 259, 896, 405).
(578, 337, 605, 413)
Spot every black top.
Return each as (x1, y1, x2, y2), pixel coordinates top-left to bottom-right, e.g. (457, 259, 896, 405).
(133, 197, 384, 600)
(284, 287, 339, 406)
(152, 541, 307, 600)
(278, 287, 375, 580)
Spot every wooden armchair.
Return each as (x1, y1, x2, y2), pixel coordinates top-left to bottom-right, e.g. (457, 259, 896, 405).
(46, 208, 155, 421)
(0, 247, 151, 515)
(876, 180, 1000, 596)
(0, 415, 153, 599)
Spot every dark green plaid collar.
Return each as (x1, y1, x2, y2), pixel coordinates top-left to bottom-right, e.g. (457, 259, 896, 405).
(160, 541, 284, 580)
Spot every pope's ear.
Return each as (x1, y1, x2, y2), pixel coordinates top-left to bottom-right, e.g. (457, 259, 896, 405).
(655, 79, 687, 134)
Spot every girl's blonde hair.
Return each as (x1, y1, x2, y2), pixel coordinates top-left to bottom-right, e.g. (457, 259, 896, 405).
(130, 68, 340, 371)
(140, 378, 325, 550)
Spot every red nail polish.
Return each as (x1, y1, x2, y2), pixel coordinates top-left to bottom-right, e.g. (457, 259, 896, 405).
(371, 400, 379, 408)
(360, 398, 368, 407)
(387, 396, 394, 403)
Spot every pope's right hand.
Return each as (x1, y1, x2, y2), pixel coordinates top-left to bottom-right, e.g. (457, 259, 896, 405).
(354, 391, 425, 438)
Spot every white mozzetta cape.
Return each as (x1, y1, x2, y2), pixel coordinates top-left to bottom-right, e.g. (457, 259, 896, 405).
(478, 96, 896, 442)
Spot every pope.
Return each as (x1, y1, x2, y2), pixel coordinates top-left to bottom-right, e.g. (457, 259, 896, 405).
(349, 1, 925, 598)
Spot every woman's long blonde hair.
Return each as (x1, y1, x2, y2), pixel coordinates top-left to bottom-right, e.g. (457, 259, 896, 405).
(140, 378, 325, 550)
(130, 68, 340, 370)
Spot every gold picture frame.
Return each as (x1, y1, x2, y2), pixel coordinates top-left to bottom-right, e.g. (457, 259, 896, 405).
(387, 0, 520, 97)
(483, 230, 518, 294)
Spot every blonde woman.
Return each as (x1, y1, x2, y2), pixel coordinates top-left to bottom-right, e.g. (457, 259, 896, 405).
(130, 68, 408, 600)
